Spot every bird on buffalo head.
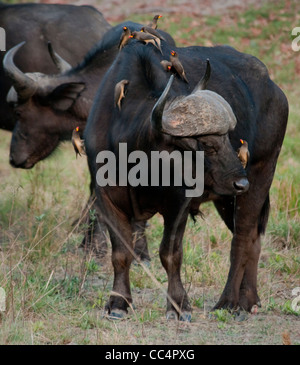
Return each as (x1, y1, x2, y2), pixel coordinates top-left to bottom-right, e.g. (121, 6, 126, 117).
(119, 26, 131, 50)
(148, 14, 162, 29)
(160, 60, 172, 72)
(170, 50, 189, 83)
(130, 31, 162, 54)
(237, 139, 250, 168)
(72, 126, 86, 158)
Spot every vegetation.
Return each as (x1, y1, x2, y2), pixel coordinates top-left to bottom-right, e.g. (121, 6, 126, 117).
(0, 0, 299, 344)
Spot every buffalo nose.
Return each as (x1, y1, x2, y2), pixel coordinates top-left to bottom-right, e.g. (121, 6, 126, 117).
(233, 178, 249, 193)
(9, 154, 29, 168)
(9, 155, 15, 166)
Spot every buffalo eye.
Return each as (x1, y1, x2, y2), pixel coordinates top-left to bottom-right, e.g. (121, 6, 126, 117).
(201, 141, 217, 155)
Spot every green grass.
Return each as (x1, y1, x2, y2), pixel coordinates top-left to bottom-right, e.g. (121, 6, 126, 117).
(0, 0, 299, 345)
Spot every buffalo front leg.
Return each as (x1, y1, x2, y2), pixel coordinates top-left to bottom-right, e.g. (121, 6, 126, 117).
(100, 200, 134, 318)
(214, 161, 276, 312)
(214, 196, 261, 311)
(160, 198, 192, 321)
(214, 225, 262, 312)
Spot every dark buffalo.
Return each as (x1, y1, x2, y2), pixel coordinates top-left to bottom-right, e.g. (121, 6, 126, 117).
(4, 22, 175, 168)
(0, 2, 111, 131)
(84, 39, 288, 320)
(4, 21, 175, 258)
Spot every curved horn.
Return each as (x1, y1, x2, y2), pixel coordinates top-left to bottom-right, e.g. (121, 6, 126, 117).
(3, 41, 37, 99)
(192, 59, 211, 93)
(151, 75, 174, 131)
(47, 41, 72, 73)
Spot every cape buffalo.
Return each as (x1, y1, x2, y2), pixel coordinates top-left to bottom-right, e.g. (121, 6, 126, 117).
(0, 2, 111, 131)
(4, 21, 175, 259)
(84, 39, 288, 320)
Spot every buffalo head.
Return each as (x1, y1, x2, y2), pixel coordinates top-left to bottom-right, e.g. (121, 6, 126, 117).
(3, 42, 85, 168)
(151, 61, 249, 196)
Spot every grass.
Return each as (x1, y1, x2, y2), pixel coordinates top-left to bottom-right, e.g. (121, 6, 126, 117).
(0, 0, 299, 344)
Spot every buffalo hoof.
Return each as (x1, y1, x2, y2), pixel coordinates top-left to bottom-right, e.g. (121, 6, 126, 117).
(179, 311, 192, 322)
(233, 310, 249, 322)
(166, 310, 177, 320)
(108, 309, 127, 320)
(166, 310, 192, 322)
(232, 304, 258, 322)
(213, 292, 261, 313)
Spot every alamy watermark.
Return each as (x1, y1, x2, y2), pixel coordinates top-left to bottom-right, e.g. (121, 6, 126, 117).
(0, 27, 5, 51)
(96, 143, 204, 197)
(292, 27, 300, 52)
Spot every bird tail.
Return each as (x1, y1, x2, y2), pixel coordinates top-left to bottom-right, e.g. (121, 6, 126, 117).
(182, 72, 189, 83)
(153, 38, 163, 54)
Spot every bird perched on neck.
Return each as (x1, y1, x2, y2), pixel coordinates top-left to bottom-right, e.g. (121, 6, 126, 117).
(237, 139, 250, 169)
(72, 126, 86, 158)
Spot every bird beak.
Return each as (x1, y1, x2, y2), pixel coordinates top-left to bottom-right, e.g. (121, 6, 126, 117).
(240, 139, 244, 144)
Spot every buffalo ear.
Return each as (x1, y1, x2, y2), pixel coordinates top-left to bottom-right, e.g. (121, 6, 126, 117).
(49, 82, 85, 111)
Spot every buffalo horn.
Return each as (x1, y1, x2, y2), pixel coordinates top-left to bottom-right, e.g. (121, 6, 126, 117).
(47, 41, 72, 73)
(151, 74, 174, 131)
(192, 59, 211, 93)
(3, 42, 37, 100)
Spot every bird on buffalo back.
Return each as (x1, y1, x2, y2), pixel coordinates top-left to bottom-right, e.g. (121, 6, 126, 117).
(237, 139, 250, 168)
(140, 26, 166, 41)
(114, 80, 129, 111)
(130, 31, 163, 54)
(72, 126, 86, 158)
